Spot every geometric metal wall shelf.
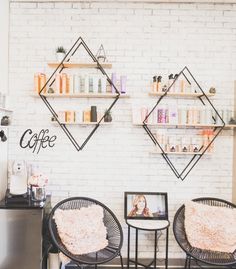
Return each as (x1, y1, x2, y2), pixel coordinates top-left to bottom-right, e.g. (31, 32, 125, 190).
(143, 66, 225, 181)
(39, 37, 120, 151)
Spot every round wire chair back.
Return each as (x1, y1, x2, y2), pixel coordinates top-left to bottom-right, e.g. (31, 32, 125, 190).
(48, 197, 123, 265)
(173, 197, 236, 267)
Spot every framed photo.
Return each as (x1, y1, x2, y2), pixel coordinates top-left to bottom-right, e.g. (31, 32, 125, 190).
(124, 192, 168, 220)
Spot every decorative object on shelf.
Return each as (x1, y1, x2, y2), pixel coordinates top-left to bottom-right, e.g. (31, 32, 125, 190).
(143, 66, 225, 181)
(96, 44, 107, 62)
(47, 87, 55, 94)
(0, 130, 7, 142)
(229, 117, 236, 125)
(209, 87, 216, 94)
(38, 37, 120, 151)
(1, 115, 10, 126)
(56, 46, 66, 62)
(104, 109, 112, 122)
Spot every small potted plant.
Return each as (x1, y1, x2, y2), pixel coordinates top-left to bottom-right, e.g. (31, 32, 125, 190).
(104, 109, 112, 122)
(56, 46, 66, 62)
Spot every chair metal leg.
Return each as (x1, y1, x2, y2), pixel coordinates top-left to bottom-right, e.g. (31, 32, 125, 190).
(119, 253, 124, 269)
(184, 256, 188, 269)
(185, 256, 190, 269)
(94, 265, 97, 269)
(187, 256, 191, 269)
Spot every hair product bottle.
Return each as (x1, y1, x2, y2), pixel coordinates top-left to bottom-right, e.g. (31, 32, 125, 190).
(91, 106, 97, 122)
(34, 73, 40, 93)
(89, 76, 93, 93)
(173, 74, 179, 92)
(73, 74, 80, 94)
(40, 73, 47, 94)
(84, 75, 89, 93)
(157, 76, 162, 92)
(61, 73, 67, 94)
(93, 76, 99, 93)
(152, 76, 157, 92)
(120, 76, 127, 94)
(55, 74, 61, 94)
(101, 77, 107, 93)
(111, 73, 117, 93)
(168, 74, 174, 92)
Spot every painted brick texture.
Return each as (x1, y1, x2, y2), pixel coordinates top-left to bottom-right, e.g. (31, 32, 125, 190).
(8, 1, 236, 258)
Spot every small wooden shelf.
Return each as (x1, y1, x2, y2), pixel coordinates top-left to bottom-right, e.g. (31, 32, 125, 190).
(224, 124, 236, 129)
(48, 62, 112, 69)
(148, 92, 215, 98)
(133, 123, 224, 128)
(38, 93, 129, 99)
(0, 125, 10, 129)
(150, 150, 209, 155)
(0, 107, 13, 113)
(53, 121, 112, 126)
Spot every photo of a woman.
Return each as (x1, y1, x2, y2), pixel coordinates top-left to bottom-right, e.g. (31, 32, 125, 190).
(128, 195, 153, 217)
(125, 192, 168, 220)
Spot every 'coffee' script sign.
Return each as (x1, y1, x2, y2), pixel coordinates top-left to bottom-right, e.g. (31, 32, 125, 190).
(20, 129, 57, 154)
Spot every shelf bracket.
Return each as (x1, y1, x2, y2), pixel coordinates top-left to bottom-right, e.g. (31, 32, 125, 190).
(39, 36, 120, 151)
(143, 66, 225, 181)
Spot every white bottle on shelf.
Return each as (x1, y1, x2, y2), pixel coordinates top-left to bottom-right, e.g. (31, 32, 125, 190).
(101, 77, 107, 93)
(73, 74, 80, 94)
(69, 75, 74, 95)
(93, 75, 99, 93)
(84, 75, 89, 93)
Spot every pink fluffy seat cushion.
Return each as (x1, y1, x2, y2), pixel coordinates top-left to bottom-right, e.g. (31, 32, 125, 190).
(184, 201, 236, 253)
(54, 204, 108, 255)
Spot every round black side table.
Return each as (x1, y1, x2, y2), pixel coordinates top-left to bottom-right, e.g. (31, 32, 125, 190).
(126, 219, 170, 269)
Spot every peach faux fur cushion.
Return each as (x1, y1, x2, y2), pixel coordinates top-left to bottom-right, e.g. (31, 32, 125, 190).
(54, 204, 108, 255)
(185, 201, 236, 253)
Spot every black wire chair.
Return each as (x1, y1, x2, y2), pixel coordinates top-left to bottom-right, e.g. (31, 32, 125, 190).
(48, 197, 124, 269)
(173, 197, 236, 269)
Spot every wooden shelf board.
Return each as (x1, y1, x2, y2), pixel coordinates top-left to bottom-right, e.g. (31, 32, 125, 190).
(148, 92, 215, 98)
(0, 107, 13, 113)
(37, 93, 129, 98)
(150, 150, 209, 155)
(47, 62, 112, 69)
(133, 123, 224, 128)
(53, 121, 111, 126)
(224, 124, 236, 129)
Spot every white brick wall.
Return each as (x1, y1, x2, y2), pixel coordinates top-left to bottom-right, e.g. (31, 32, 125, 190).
(8, 1, 236, 259)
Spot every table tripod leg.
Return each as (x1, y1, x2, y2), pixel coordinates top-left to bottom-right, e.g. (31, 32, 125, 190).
(119, 253, 124, 269)
(154, 230, 157, 269)
(135, 228, 138, 269)
(165, 228, 169, 269)
(127, 226, 130, 269)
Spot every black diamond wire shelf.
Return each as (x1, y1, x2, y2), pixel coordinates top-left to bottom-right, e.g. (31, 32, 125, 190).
(143, 66, 225, 181)
(39, 37, 120, 151)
